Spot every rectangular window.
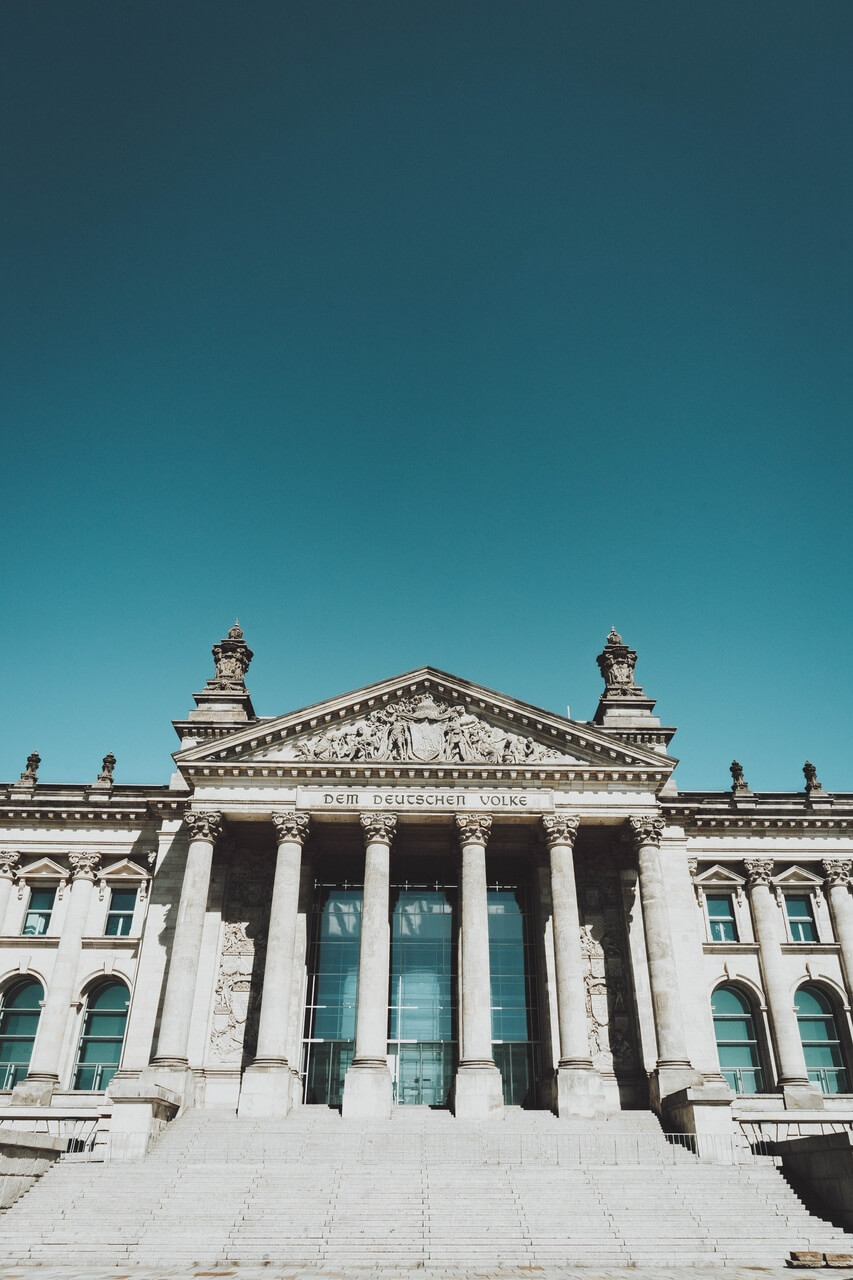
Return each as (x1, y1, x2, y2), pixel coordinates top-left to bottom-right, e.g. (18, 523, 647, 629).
(105, 888, 137, 937)
(785, 895, 817, 943)
(706, 894, 738, 942)
(22, 887, 56, 936)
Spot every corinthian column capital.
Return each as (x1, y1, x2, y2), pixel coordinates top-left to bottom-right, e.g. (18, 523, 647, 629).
(272, 811, 310, 846)
(542, 815, 580, 849)
(455, 814, 492, 848)
(744, 857, 774, 887)
(184, 808, 223, 843)
(69, 851, 101, 881)
(0, 850, 20, 880)
(627, 815, 664, 850)
(360, 813, 397, 847)
(823, 859, 852, 888)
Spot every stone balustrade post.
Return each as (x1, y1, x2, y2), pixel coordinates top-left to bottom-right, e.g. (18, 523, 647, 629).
(454, 814, 503, 1118)
(0, 851, 20, 935)
(342, 813, 396, 1118)
(14, 851, 101, 1105)
(823, 861, 853, 1000)
(542, 815, 605, 1116)
(238, 812, 309, 1118)
(151, 808, 222, 1070)
(745, 858, 822, 1109)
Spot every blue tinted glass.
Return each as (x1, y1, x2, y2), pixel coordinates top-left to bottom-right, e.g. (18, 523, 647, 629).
(707, 895, 733, 917)
(786, 896, 812, 919)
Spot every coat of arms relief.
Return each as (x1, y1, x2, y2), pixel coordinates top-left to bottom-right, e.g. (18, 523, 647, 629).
(275, 693, 573, 765)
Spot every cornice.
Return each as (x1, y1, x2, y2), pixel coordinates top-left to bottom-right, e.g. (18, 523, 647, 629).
(0, 786, 169, 826)
(664, 795, 853, 834)
(178, 761, 670, 787)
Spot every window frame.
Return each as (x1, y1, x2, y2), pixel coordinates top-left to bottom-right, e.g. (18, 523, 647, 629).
(795, 983, 850, 1095)
(705, 892, 739, 943)
(104, 886, 137, 937)
(21, 886, 57, 937)
(782, 892, 819, 944)
(711, 983, 766, 1095)
(0, 977, 45, 1090)
(71, 979, 130, 1093)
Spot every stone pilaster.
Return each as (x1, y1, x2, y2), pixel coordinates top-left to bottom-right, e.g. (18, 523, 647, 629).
(454, 814, 503, 1118)
(150, 809, 222, 1079)
(823, 861, 853, 1012)
(342, 813, 396, 1119)
(745, 858, 822, 1109)
(13, 851, 100, 1105)
(0, 851, 20, 935)
(542, 815, 606, 1117)
(238, 812, 309, 1119)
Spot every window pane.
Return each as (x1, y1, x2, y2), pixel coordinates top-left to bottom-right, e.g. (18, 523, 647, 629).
(109, 889, 137, 913)
(786, 897, 812, 919)
(29, 889, 55, 911)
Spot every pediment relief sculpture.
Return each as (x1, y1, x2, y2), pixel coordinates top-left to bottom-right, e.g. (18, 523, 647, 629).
(272, 694, 576, 765)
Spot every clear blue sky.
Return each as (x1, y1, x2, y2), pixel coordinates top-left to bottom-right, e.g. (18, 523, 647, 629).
(1, 2, 851, 792)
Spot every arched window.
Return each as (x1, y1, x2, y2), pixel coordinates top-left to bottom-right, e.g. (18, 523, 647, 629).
(72, 981, 129, 1091)
(711, 984, 764, 1094)
(0, 978, 44, 1089)
(795, 985, 849, 1094)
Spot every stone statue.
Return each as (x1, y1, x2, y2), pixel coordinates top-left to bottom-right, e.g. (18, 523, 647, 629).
(211, 621, 253, 689)
(19, 751, 40, 784)
(803, 761, 822, 793)
(730, 760, 748, 793)
(97, 752, 116, 784)
(596, 628, 642, 698)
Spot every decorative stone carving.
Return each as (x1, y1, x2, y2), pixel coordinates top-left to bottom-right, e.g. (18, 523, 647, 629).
(803, 761, 823, 793)
(208, 849, 273, 1066)
(359, 813, 397, 846)
(542, 815, 580, 849)
(823, 859, 852, 887)
(272, 812, 310, 846)
(69, 851, 101, 881)
(19, 752, 40, 785)
(280, 693, 569, 764)
(0, 851, 20, 880)
(455, 814, 492, 847)
(211, 621, 253, 689)
(596, 628, 642, 698)
(577, 861, 639, 1075)
(184, 808, 223, 843)
(627, 815, 664, 850)
(687, 857, 698, 877)
(744, 857, 775, 887)
(97, 752, 116, 783)
(730, 760, 748, 793)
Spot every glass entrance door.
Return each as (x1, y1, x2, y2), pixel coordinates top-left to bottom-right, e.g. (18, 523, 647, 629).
(388, 885, 456, 1106)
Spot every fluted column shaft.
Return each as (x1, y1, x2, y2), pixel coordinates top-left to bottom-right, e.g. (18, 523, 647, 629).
(824, 861, 853, 999)
(252, 813, 309, 1065)
(0, 852, 20, 935)
(352, 813, 396, 1067)
(27, 853, 100, 1083)
(153, 809, 221, 1067)
(543, 816, 591, 1068)
(630, 817, 691, 1068)
(457, 815, 495, 1067)
(745, 859, 810, 1086)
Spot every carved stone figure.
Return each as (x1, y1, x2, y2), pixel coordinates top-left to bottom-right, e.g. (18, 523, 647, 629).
(97, 752, 116, 783)
(577, 863, 639, 1075)
(596, 628, 642, 698)
(730, 760, 748, 793)
(0, 851, 20, 879)
(803, 761, 822, 793)
(210, 621, 253, 689)
(208, 848, 273, 1066)
(19, 752, 40, 784)
(281, 693, 568, 765)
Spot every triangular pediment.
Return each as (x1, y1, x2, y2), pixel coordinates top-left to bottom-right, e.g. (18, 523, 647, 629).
(176, 667, 674, 776)
(99, 858, 149, 882)
(693, 864, 746, 888)
(772, 865, 824, 888)
(18, 857, 67, 880)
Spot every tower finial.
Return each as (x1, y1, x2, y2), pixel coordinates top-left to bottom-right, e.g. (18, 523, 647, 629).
(596, 628, 641, 697)
(211, 621, 253, 689)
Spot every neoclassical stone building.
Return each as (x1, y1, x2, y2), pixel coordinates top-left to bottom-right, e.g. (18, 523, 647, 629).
(1, 625, 851, 1149)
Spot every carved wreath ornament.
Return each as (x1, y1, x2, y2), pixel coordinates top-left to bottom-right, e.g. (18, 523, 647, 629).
(281, 694, 568, 765)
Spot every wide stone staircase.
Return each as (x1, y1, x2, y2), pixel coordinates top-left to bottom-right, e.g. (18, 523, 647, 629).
(1, 1106, 851, 1270)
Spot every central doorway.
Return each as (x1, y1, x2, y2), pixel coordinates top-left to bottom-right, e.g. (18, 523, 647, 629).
(388, 876, 456, 1106)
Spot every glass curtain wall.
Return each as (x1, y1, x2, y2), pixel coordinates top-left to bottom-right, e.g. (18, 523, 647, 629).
(388, 865, 457, 1106)
(488, 866, 540, 1106)
(302, 884, 362, 1105)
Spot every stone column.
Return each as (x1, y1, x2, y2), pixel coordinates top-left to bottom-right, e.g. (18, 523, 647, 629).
(745, 858, 822, 1109)
(454, 814, 503, 1118)
(13, 852, 100, 1105)
(151, 809, 222, 1071)
(628, 816, 695, 1103)
(824, 861, 853, 1000)
(238, 811, 309, 1118)
(342, 812, 396, 1118)
(542, 815, 605, 1117)
(0, 851, 20, 935)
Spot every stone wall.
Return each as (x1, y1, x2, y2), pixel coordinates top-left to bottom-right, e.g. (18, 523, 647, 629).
(0, 1128, 65, 1208)
(775, 1131, 853, 1229)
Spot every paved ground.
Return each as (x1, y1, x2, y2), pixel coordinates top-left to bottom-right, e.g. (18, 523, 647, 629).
(0, 1266, 847, 1280)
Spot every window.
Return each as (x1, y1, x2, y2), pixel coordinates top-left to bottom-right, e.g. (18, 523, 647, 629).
(706, 894, 738, 942)
(105, 887, 137, 936)
(785, 894, 817, 943)
(711, 985, 764, 1094)
(72, 981, 129, 1091)
(22, 887, 56, 936)
(795, 985, 849, 1094)
(0, 979, 44, 1089)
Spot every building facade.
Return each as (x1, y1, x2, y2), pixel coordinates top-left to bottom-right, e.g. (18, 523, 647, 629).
(1, 625, 852, 1150)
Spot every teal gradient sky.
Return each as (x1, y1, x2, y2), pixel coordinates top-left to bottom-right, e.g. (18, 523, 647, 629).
(1, 2, 851, 791)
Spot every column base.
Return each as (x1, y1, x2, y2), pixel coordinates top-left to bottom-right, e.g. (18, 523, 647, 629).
(453, 1062, 504, 1119)
(136, 1063, 193, 1109)
(10, 1076, 57, 1107)
(342, 1062, 393, 1119)
(781, 1080, 826, 1110)
(648, 1060, 702, 1113)
(661, 1081, 735, 1147)
(237, 1062, 293, 1119)
(554, 1064, 608, 1118)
